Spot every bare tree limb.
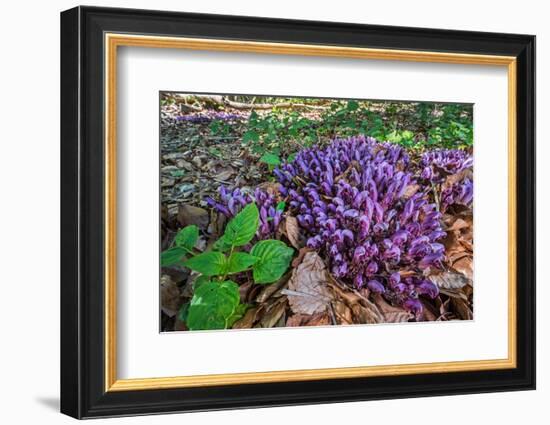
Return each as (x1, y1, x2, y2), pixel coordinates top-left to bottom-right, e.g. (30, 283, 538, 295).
(173, 94, 328, 111)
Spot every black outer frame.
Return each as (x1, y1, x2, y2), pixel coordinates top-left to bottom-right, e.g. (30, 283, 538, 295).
(60, 5, 536, 419)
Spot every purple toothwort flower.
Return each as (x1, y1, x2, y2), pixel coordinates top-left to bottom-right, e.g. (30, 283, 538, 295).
(420, 148, 473, 181)
(206, 185, 283, 239)
(273, 135, 450, 311)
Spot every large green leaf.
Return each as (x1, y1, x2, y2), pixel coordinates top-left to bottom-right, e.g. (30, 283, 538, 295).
(250, 240, 294, 284)
(175, 225, 199, 251)
(219, 203, 259, 247)
(186, 280, 241, 330)
(213, 237, 232, 252)
(259, 153, 281, 166)
(160, 247, 187, 267)
(227, 252, 259, 274)
(183, 251, 227, 276)
(178, 302, 190, 323)
(242, 130, 259, 144)
(227, 303, 249, 328)
(192, 275, 210, 290)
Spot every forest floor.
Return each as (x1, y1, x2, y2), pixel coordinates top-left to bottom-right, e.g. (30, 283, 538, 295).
(160, 95, 474, 332)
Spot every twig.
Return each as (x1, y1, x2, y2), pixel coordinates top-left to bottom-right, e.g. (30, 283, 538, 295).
(328, 303, 338, 325)
(174, 94, 328, 111)
(431, 182, 441, 211)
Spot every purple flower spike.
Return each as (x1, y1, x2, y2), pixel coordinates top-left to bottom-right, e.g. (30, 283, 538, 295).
(403, 298, 423, 317)
(416, 280, 439, 299)
(366, 261, 378, 275)
(367, 279, 386, 294)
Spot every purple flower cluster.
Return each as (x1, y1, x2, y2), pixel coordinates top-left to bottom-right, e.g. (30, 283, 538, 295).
(441, 178, 473, 211)
(420, 149, 474, 211)
(274, 135, 443, 314)
(176, 111, 245, 123)
(205, 186, 282, 238)
(202, 136, 473, 317)
(420, 148, 473, 181)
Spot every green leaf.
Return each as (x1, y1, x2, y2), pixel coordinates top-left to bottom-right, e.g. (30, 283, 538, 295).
(242, 130, 259, 143)
(170, 169, 185, 177)
(287, 153, 297, 163)
(186, 280, 241, 330)
(220, 203, 259, 247)
(160, 247, 187, 267)
(227, 303, 249, 328)
(175, 225, 199, 251)
(259, 153, 281, 166)
(250, 240, 294, 284)
(178, 302, 190, 323)
(227, 252, 259, 274)
(193, 275, 210, 290)
(347, 100, 359, 111)
(183, 251, 227, 276)
(213, 237, 232, 252)
(276, 201, 286, 212)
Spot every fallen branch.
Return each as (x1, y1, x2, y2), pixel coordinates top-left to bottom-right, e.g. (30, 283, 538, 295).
(174, 94, 328, 110)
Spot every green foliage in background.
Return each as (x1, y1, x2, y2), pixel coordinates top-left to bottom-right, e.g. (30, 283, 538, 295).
(211, 100, 473, 162)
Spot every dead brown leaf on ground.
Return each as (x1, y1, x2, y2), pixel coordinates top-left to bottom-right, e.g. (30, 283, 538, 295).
(177, 204, 209, 229)
(373, 294, 413, 323)
(232, 307, 259, 329)
(257, 299, 288, 328)
(402, 183, 420, 200)
(286, 312, 331, 327)
(160, 274, 182, 317)
(283, 216, 304, 249)
(283, 251, 334, 315)
(429, 270, 470, 289)
(328, 277, 384, 324)
(451, 297, 473, 320)
(255, 272, 290, 304)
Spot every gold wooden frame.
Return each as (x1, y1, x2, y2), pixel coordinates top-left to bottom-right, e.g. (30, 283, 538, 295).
(104, 33, 517, 392)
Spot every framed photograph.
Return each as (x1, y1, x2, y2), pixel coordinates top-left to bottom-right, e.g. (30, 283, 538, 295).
(60, 6, 536, 419)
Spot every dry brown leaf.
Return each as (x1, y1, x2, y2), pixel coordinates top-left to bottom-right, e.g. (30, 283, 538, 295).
(284, 216, 303, 249)
(232, 307, 259, 329)
(255, 272, 290, 303)
(452, 256, 473, 280)
(373, 294, 413, 323)
(214, 168, 234, 181)
(256, 181, 281, 196)
(459, 238, 474, 252)
(451, 297, 473, 320)
(332, 300, 353, 324)
(329, 282, 363, 305)
(291, 247, 314, 267)
(438, 297, 450, 316)
(420, 300, 438, 321)
(351, 303, 383, 324)
(178, 204, 209, 229)
(447, 218, 469, 232)
(443, 168, 473, 190)
(429, 271, 470, 289)
(160, 274, 181, 317)
(442, 230, 461, 254)
(239, 281, 254, 302)
(328, 276, 383, 324)
(439, 288, 469, 300)
(286, 313, 331, 327)
(402, 184, 420, 200)
(284, 252, 333, 315)
(257, 300, 287, 328)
